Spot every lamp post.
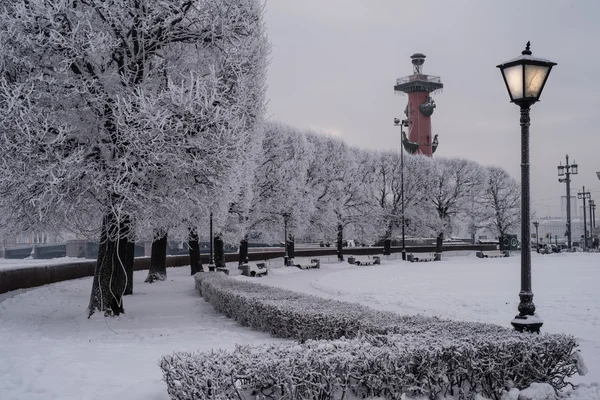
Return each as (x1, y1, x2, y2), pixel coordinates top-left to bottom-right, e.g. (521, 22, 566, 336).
(497, 41, 556, 333)
(208, 211, 215, 271)
(588, 199, 594, 234)
(591, 200, 596, 229)
(394, 118, 410, 260)
(578, 187, 590, 251)
(558, 155, 578, 249)
(533, 221, 539, 253)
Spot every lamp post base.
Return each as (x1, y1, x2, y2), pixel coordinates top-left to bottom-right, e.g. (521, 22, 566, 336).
(511, 313, 543, 333)
(208, 263, 216, 272)
(401, 249, 407, 261)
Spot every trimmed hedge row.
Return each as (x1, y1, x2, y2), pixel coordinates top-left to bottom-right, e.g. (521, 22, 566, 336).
(160, 332, 579, 400)
(194, 272, 512, 342)
(159, 272, 581, 399)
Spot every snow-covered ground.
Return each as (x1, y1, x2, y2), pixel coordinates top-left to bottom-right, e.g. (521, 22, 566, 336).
(0, 251, 598, 399)
(0, 266, 288, 400)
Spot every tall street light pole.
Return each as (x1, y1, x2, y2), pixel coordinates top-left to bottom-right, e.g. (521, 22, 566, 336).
(533, 221, 539, 253)
(588, 199, 594, 241)
(558, 155, 578, 250)
(578, 187, 590, 251)
(208, 211, 215, 270)
(394, 118, 410, 260)
(497, 41, 556, 333)
(283, 213, 289, 266)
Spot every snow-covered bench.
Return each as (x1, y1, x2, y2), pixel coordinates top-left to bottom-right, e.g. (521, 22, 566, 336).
(476, 250, 508, 259)
(295, 258, 321, 269)
(348, 255, 380, 266)
(407, 253, 440, 262)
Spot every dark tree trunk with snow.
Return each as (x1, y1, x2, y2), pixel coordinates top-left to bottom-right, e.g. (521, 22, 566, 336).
(146, 233, 168, 283)
(188, 228, 202, 275)
(214, 235, 225, 268)
(239, 238, 248, 265)
(337, 224, 344, 261)
(436, 232, 444, 254)
(88, 213, 128, 317)
(383, 239, 391, 255)
(124, 240, 135, 295)
(383, 224, 392, 255)
(286, 236, 295, 260)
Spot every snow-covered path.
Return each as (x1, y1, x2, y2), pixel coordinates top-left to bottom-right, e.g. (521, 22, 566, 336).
(238, 251, 600, 385)
(0, 266, 286, 400)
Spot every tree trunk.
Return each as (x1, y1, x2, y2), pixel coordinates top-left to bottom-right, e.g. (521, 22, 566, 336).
(189, 228, 202, 274)
(145, 232, 168, 283)
(337, 223, 344, 261)
(383, 223, 392, 255)
(239, 238, 248, 265)
(436, 232, 444, 254)
(124, 240, 135, 295)
(214, 235, 225, 268)
(88, 212, 128, 317)
(286, 235, 295, 260)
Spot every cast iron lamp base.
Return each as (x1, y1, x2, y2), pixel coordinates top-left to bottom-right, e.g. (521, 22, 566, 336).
(511, 313, 543, 333)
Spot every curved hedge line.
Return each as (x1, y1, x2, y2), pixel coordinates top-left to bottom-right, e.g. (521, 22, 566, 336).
(158, 272, 582, 399)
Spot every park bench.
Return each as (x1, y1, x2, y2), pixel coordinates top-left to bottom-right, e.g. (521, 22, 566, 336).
(347, 255, 381, 266)
(295, 258, 321, 269)
(476, 250, 508, 258)
(407, 253, 441, 262)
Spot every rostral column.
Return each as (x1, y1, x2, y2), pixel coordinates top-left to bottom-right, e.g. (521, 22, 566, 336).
(394, 53, 443, 156)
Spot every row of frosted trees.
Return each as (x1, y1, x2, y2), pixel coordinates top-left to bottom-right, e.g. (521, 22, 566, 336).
(246, 122, 522, 259)
(0, 1, 521, 317)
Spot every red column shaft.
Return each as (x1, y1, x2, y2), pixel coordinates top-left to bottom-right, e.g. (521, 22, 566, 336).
(407, 91, 433, 157)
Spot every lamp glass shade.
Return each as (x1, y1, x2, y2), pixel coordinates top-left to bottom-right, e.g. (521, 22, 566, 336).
(557, 165, 565, 176)
(571, 164, 578, 175)
(502, 65, 524, 100)
(524, 64, 550, 98)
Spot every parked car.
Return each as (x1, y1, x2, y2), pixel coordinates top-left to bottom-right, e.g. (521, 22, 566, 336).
(319, 241, 331, 247)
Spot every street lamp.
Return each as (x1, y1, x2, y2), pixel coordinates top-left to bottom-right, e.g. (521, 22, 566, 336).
(497, 41, 556, 333)
(578, 187, 591, 251)
(394, 117, 410, 260)
(533, 221, 539, 253)
(557, 155, 578, 249)
(588, 199, 595, 231)
(208, 211, 215, 271)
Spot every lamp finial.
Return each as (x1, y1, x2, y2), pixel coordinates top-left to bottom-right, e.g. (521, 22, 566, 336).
(522, 41, 532, 56)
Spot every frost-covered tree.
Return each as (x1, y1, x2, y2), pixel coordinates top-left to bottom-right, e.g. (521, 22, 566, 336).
(477, 166, 521, 240)
(244, 122, 309, 243)
(0, 0, 268, 316)
(419, 158, 486, 253)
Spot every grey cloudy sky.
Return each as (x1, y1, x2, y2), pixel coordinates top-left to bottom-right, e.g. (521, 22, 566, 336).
(263, 0, 600, 218)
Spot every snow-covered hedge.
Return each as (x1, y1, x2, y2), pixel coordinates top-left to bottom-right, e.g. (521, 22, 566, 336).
(195, 272, 511, 341)
(160, 333, 580, 400)
(161, 272, 581, 399)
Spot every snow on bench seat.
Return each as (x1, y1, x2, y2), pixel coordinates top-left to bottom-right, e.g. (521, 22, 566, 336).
(407, 253, 441, 262)
(476, 250, 508, 259)
(350, 256, 381, 266)
(295, 258, 321, 269)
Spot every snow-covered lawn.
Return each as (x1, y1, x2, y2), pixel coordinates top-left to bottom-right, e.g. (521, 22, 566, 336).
(0, 251, 598, 399)
(0, 266, 287, 400)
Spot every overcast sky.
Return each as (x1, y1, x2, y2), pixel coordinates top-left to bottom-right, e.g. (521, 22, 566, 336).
(263, 0, 600, 219)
